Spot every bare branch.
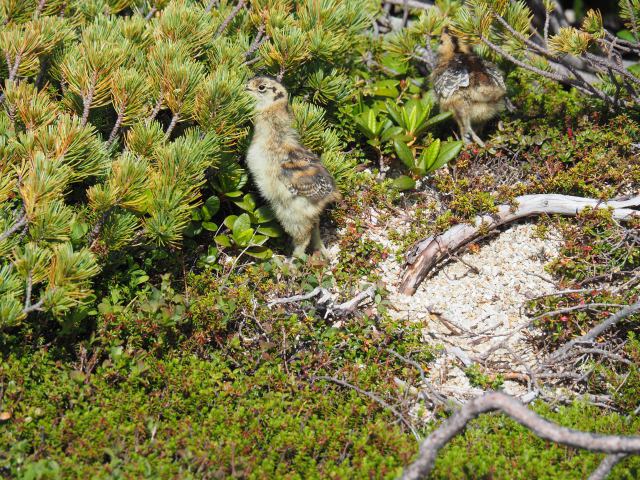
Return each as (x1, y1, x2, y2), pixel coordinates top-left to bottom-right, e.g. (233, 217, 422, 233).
(546, 300, 640, 364)
(383, 0, 435, 10)
(400, 392, 640, 480)
(400, 194, 640, 295)
(588, 453, 628, 480)
(215, 0, 246, 38)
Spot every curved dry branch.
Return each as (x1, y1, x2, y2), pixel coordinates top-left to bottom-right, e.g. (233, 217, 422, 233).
(399, 194, 640, 295)
(400, 392, 640, 480)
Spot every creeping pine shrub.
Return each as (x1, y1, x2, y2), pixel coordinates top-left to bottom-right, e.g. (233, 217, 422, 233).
(0, 0, 373, 329)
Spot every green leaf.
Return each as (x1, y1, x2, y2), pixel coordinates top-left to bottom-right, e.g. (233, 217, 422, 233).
(224, 191, 244, 198)
(391, 175, 416, 191)
(423, 111, 452, 129)
(393, 140, 415, 169)
(214, 234, 232, 248)
(245, 246, 273, 259)
(184, 222, 202, 237)
(253, 206, 275, 223)
(204, 195, 220, 216)
(617, 29, 636, 42)
(233, 228, 254, 247)
(418, 139, 441, 173)
(224, 215, 238, 230)
(232, 213, 251, 236)
(202, 222, 218, 231)
(628, 63, 640, 76)
(371, 79, 399, 97)
(251, 234, 269, 246)
(380, 126, 404, 143)
(429, 140, 463, 173)
(233, 193, 257, 213)
(257, 224, 283, 237)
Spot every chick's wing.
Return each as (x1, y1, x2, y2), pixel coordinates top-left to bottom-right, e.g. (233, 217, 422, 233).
(433, 57, 470, 99)
(280, 147, 336, 201)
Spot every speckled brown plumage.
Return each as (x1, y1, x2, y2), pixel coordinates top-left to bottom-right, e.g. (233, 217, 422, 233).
(245, 76, 340, 258)
(432, 30, 507, 146)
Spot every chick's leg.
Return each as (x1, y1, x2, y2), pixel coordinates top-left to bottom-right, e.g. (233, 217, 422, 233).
(291, 225, 313, 258)
(460, 115, 485, 147)
(311, 221, 329, 258)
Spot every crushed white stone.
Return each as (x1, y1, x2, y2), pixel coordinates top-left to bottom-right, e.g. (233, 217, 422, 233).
(378, 222, 562, 404)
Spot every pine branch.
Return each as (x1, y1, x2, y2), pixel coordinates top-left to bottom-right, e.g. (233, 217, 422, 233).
(215, 0, 246, 38)
(22, 298, 45, 316)
(145, 6, 157, 21)
(24, 273, 33, 311)
(383, 0, 435, 10)
(36, 0, 47, 17)
(205, 0, 218, 14)
(106, 111, 124, 149)
(148, 96, 163, 121)
(0, 211, 27, 243)
(81, 72, 98, 127)
(87, 209, 112, 246)
(165, 112, 180, 139)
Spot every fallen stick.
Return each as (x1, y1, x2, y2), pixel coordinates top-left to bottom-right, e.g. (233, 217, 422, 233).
(399, 194, 640, 295)
(399, 391, 640, 480)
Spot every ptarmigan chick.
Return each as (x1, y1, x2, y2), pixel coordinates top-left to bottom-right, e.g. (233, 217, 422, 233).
(245, 76, 341, 258)
(432, 29, 507, 146)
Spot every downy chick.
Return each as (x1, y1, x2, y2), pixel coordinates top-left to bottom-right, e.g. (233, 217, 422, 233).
(432, 29, 507, 146)
(245, 76, 341, 258)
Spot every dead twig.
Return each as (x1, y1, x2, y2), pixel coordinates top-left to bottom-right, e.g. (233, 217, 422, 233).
(400, 194, 640, 295)
(400, 391, 640, 480)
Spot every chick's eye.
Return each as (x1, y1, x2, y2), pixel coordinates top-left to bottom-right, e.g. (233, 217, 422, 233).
(258, 84, 266, 92)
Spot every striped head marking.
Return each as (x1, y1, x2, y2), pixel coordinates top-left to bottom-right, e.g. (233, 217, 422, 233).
(246, 76, 288, 111)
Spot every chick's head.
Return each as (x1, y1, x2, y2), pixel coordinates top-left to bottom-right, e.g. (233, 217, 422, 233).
(246, 76, 288, 112)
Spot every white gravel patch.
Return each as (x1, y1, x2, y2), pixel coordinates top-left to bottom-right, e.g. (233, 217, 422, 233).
(380, 222, 562, 404)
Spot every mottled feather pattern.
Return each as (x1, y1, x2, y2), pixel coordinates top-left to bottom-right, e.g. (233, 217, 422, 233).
(433, 55, 505, 100)
(281, 148, 337, 201)
(433, 57, 470, 100)
(245, 76, 340, 257)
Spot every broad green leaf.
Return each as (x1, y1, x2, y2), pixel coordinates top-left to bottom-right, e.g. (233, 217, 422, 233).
(391, 175, 416, 191)
(184, 222, 202, 237)
(257, 224, 283, 237)
(202, 222, 218, 231)
(224, 190, 244, 198)
(214, 234, 232, 247)
(393, 140, 415, 169)
(380, 126, 404, 142)
(223, 215, 238, 230)
(232, 213, 251, 236)
(233, 228, 254, 247)
(423, 111, 452, 130)
(617, 29, 636, 42)
(204, 195, 220, 216)
(418, 139, 441, 172)
(429, 140, 463, 172)
(253, 206, 275, 223)
(371, 79, 399, 97)
(245, 246, 273, 259)
(251, 234, 269, 246)
(233, 193, 257, 213)
(385, 101, 403, 126)
(628, 63, 640, 76)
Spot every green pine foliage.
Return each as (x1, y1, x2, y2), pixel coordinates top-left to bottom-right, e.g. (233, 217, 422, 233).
(0, 0, 375, 327)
